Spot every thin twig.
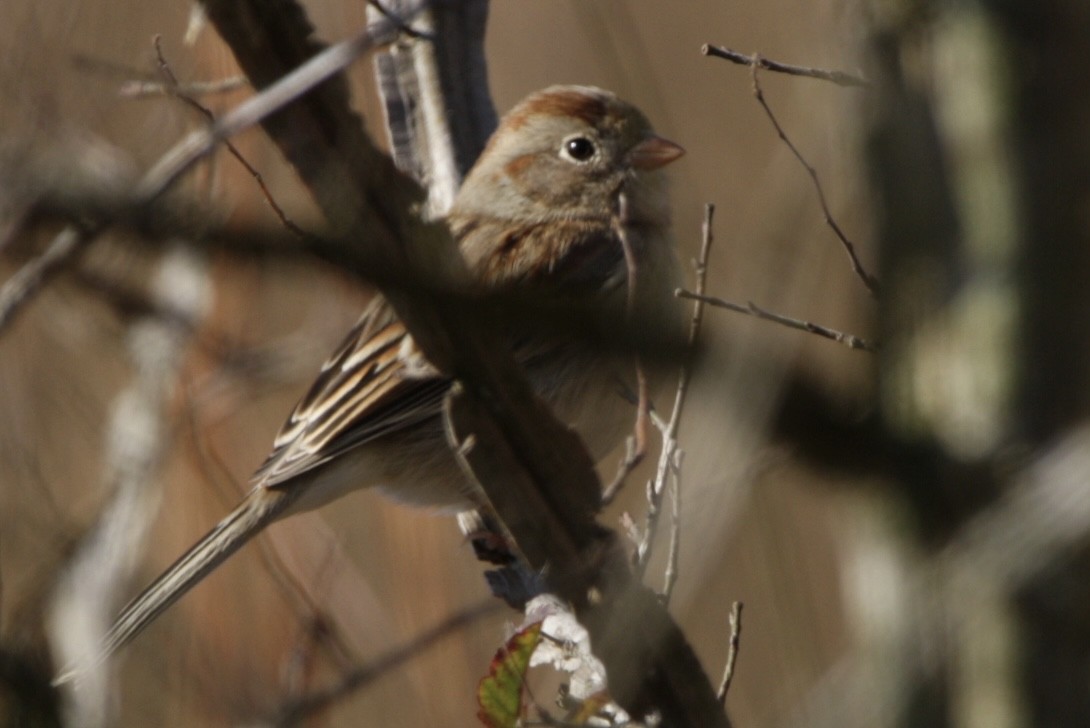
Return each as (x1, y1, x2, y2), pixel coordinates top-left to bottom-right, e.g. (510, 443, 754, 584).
(636, 204, 715, 579)
(661, 449, 683, 603)
(672, 202, 716, 432)
(750, 62, 881, 298)
(602, 193, 650, 504)
(676, 290, 877, 351)
(703, 44, 868, 88)
(153, 37, 307, 240)
(716, 601, 744, 705)
(271, 601, 499, 726)
(133, 16, 397, 208)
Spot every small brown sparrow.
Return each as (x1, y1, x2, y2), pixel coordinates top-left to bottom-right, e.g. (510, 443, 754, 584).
(66, 85, 684, 673)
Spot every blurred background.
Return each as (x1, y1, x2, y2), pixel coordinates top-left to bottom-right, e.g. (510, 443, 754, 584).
(4, 1, 1088, 726)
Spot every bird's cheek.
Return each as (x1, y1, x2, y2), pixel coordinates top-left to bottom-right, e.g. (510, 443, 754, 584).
(503, 153, 535, 179)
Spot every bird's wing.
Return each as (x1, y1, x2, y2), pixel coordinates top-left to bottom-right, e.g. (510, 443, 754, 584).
(253, 219, 627, 489)
(251, 296, 451, 488)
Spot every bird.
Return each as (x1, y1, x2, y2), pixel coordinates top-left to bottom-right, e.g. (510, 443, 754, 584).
(57, 84, 685, 680)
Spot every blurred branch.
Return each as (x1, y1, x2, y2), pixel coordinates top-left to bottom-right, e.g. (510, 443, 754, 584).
(270, 601, 501, 726)
(50, 245, 209, 725)
(703, 44, 869, 87)
(789, 424, 1090, 727)
(0, 225, 96, 333)
(941, 425, 1090, 590)
(16, 185, 687, 368)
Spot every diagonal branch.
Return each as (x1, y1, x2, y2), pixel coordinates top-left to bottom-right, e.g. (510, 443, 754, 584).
(677, 290, 877, 351)
(0, 224, 99, 334)
(749, 62, 881, 298)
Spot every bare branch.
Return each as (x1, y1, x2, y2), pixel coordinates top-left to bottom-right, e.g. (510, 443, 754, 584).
(636, 204, 715, 584)
(132, 20, 397, 207)
(50, 244, 209, 724)
(152, 36, 307, 239)
(703, 44, 868, 88)
(676, 290, 877, 351)
(749, 62, 881, 298)
(72, 49, 247, 98)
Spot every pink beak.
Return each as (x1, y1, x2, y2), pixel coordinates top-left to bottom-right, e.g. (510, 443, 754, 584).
(630, 135, 686, 170)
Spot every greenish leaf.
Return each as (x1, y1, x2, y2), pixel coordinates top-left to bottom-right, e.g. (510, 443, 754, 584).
(477, 622, 543, 727)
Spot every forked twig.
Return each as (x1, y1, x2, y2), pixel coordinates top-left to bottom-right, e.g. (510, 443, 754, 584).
(635, 204, 715, 583)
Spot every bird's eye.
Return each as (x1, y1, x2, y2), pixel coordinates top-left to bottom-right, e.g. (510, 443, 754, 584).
(563, 136, 596, 162)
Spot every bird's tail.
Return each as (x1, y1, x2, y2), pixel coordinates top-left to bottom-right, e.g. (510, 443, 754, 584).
(54, 487, 294, 685)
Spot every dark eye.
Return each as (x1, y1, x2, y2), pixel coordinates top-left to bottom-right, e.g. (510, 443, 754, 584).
(563, 136, 596, 162)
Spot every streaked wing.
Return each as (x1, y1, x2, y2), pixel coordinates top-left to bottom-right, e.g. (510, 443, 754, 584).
(254, 218, 626, 489)
(251, 296, 450, 488)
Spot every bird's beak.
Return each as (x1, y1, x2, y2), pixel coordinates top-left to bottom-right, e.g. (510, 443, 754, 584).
(630, 135, 686, 170)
